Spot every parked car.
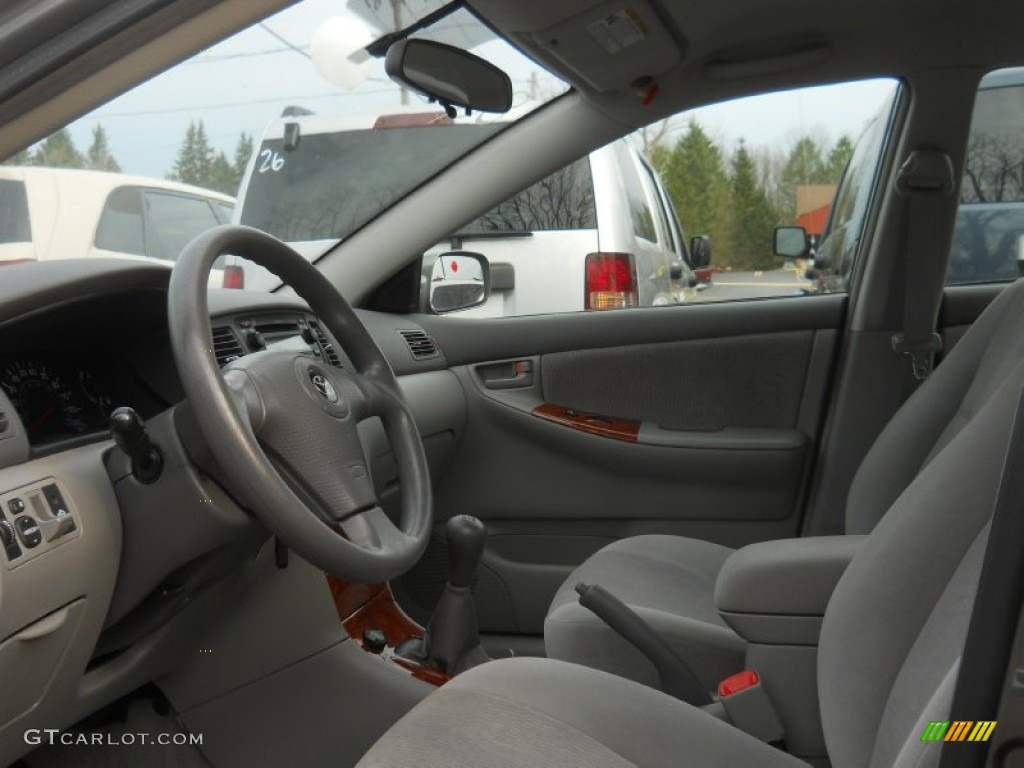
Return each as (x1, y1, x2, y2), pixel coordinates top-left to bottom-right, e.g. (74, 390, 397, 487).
(0, 167, 236, 286)
(234, 110, 707, 313)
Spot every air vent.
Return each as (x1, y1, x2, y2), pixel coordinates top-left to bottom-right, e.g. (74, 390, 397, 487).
(399, 329, 439, 360)
(307, 320, 341, 367)
(211, 327, 244, 366)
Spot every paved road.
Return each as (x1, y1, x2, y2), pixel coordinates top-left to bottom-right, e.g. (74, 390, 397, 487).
(690, 269, 812, 303)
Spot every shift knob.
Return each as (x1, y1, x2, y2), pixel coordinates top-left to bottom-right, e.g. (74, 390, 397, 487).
(446, 515, 487, 588)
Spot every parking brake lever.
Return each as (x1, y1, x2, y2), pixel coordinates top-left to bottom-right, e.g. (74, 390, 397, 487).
(575, 582, 712, 705)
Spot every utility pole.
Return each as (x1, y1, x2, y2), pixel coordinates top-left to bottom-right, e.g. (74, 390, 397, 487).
(393, 0, 409, 105)
(529, 72, 538, 100)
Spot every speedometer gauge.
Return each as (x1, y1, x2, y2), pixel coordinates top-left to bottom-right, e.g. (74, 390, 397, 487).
(0, 360, 90, 443)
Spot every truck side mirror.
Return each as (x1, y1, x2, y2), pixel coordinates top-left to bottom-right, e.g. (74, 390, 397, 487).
(773, 226, 810, 258)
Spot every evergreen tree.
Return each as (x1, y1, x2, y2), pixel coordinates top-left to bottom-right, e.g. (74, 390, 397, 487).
(32, 129, 85, 169)
(234, 132, 254, 179)
(2, 148, 32, 166)
(730, 140, 778, 270)
(209, 151, 237, 196)
(85, 124, 120, 172)
(778, 136, 826, 222)
(661, 121, 735, 267)
(825, 135, 854, 183)
(169, 121, 214, 187)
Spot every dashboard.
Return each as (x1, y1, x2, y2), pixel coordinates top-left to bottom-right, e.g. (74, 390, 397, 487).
(0, 259, 462, 764)
(0, 353, 164, 449)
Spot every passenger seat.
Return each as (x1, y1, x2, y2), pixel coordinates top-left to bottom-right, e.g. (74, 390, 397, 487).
(545, 279, 1024, 690)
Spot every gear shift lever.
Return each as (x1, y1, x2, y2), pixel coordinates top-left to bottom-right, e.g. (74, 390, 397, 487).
(446, 514, 487, 588)
(398, 515, 490, 674)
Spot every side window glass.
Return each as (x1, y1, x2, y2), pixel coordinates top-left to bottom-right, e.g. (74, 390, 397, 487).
(142, 190, 221, 262)
(947, 71, 1024, 285)
(95, 186, 145, 256)
(647, 80, 897, 305)
(430, 79, 898, 318)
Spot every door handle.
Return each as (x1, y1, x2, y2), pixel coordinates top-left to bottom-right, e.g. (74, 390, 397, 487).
(478, 359, 534, 390)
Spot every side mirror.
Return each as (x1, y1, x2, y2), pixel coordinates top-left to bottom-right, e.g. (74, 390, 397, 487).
(385, 39, 513, 115)
(428, 251, 491, 313)
(690, 236, 712, 269)
(773, 226, 810, 259)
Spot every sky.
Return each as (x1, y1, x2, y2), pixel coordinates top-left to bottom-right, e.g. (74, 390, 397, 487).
(54, 0, 897, 183)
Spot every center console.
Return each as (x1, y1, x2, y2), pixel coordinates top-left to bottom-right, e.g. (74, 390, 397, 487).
(714, 535, 866, 762)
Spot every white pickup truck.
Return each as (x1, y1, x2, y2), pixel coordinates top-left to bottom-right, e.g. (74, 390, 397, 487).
(231, 107, 707, 315)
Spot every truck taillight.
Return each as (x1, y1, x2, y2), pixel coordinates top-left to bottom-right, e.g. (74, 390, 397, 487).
(0, 258, 35, 267)
(222, 265, 245, 290)
(585, 252, 638, 310)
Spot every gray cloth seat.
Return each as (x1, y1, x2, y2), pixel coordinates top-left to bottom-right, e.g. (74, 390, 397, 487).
(544, 273, 1019, 689)
(545, 534, 745, 689)
(359, 281, 1024, 768)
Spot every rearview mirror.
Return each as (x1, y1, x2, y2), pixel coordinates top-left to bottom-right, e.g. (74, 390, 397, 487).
(690, 236, 712, 269)
(385, 39, 513, 115)
(774, 226, 810, 258)
(429, 251, 491, 313)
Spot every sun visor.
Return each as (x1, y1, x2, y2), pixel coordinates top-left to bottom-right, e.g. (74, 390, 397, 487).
(527, 1, 684, 92)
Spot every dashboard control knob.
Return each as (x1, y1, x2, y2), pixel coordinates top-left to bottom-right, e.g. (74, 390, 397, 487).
(15, 516, 41, 548)
(0, 520, 14, 547)
(243, 329, 266, 351)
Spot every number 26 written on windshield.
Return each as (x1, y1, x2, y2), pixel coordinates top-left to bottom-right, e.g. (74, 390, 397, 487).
(258, 149, 285, 173)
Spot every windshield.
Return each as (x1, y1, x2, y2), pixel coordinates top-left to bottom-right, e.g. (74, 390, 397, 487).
(0, 0, 568, 288)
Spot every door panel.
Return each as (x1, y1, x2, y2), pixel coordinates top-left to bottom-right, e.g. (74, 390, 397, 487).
(396, 295, 845, 635)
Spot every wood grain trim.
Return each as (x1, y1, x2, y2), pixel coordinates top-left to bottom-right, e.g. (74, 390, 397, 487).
(532, 403, 640, 443)
(327, 575, 451, 687)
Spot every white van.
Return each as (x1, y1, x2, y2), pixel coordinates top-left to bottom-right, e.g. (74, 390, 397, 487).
(234, 108, 705, 312)
(0, 167, 235, 286)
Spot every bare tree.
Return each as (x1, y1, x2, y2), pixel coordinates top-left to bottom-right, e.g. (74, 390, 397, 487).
(638, 118, 679, 161)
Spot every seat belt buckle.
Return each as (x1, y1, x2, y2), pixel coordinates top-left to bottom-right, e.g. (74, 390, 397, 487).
(717, 669, 785, 744)
(892, 332, 943, 380)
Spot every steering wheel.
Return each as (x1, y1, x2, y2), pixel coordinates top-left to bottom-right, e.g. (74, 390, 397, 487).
(168, 225, 432, 583)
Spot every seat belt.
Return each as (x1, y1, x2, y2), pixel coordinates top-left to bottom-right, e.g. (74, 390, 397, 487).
(939, 381, 1024, 768)
(891, 148, 955, 384)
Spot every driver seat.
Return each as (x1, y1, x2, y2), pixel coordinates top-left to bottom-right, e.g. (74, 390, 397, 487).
(357, 284, 1024, 768)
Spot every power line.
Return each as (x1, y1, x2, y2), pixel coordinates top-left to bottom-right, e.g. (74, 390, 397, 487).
(258, 22, 310, 59)
(184, 45, 311, 64)
(90, 89, 398, 119)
